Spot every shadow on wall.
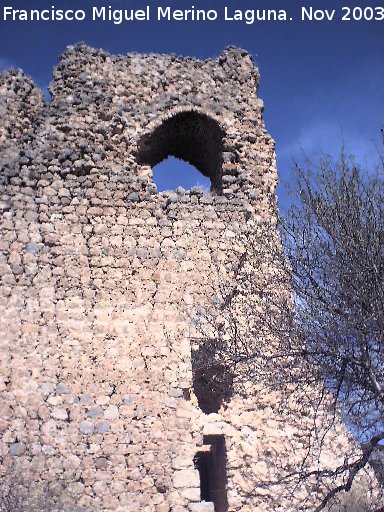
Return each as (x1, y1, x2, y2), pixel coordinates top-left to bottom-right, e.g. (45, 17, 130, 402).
(191, 341, 234, 415)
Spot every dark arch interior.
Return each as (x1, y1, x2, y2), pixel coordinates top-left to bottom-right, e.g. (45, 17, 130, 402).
(137, 111, 225, 194)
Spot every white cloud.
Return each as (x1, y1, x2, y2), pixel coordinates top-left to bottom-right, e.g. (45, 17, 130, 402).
(275, 61, 383, 180)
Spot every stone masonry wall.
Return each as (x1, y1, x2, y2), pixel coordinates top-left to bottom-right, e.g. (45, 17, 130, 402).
(0, 44, 362, 512)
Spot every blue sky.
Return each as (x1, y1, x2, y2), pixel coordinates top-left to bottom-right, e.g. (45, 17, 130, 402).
(1, 0, 383, 208)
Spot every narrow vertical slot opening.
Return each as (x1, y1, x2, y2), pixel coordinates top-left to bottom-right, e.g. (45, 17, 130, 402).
(194, 435, 228, 512)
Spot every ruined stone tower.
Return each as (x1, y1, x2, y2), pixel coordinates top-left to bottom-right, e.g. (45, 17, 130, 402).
(0, 45, 369, 512)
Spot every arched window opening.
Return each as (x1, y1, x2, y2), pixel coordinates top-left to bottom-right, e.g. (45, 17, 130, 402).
(137, 111, 224, 194)
(152, 156, 211, 192)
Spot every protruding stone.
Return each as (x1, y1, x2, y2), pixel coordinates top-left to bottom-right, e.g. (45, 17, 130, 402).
(87, 405, 103, 418)
(95, 457, 109, 469)
(51, 408, 68, 420)
(173, 470, 199, 489)
(9, 442, 26, 456)
(104, 405, 119, 420)
(95, 421, 110, 434)
(188, 502, 215, 512)
(0, 201, 11, 212)
(56, 382, 70, 394)
(79, 421, 94, 434)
